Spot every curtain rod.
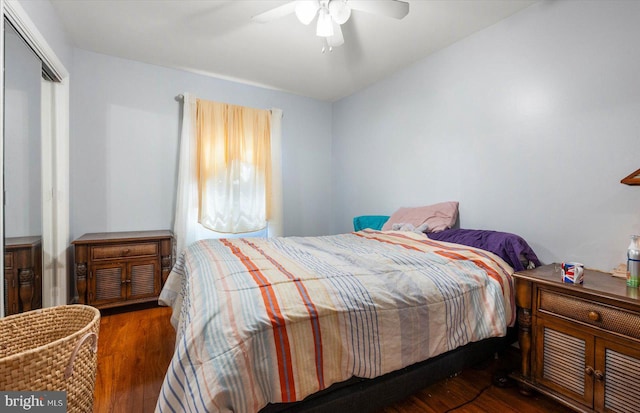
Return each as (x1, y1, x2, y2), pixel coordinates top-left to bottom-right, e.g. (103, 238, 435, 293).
(175, 94, 282, 117)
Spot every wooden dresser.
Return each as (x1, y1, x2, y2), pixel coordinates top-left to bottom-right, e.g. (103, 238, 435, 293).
(72, 230, 173, 309)
(513, 264, 640, 413)
(4, 236, 42, 315)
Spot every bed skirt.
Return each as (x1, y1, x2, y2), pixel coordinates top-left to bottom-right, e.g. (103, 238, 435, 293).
(261, 327, 517, 413)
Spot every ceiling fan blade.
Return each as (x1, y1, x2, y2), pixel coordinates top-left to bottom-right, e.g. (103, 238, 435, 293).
(329, 0, 351, 25)
(296, 0, 321, 25)
(251, 1, 297, 23)
(347, 0, 409, 19)
(327, 22, 344, 48)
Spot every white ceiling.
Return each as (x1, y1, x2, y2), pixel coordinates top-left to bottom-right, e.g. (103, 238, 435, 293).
(50, 0, 537, 102)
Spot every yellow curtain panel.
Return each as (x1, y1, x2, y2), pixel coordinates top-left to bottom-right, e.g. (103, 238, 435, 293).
(196, 99, 271, 233)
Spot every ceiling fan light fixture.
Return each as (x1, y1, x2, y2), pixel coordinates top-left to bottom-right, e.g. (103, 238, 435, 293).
(295, 0, 320, 25)
(328, 0, 351, 25)
(316, 8, 334, 37)
(321, 38, 332, 54)
(252, 0, 410, 52)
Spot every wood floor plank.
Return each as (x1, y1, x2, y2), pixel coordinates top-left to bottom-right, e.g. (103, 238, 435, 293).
(94, 305, 575, 413)
(93, 353, 114, 413)
(141, 306, 174, 411)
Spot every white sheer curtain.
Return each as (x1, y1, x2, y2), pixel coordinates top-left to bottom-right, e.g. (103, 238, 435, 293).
(197, 100, 271, 233)
(173, 93, 283, 255)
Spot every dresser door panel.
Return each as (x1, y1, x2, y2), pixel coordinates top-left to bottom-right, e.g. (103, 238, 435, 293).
(595, 338, 640, 413)
(127, 259, 160, 301)
(535, 318, 594, 408)
(90, 263, 126, 306)
(4, 268, 19, 315)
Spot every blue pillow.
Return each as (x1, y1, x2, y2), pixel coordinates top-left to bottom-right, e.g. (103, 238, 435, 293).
(353, 215, 390, 231)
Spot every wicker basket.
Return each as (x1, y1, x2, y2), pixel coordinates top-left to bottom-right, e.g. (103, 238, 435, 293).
(0, 305, 100, 413)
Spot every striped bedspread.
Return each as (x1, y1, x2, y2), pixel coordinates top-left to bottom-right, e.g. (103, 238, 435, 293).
(156, 230, 515, 413)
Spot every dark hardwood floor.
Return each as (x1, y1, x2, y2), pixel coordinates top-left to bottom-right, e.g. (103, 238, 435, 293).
(94, 305, 175, 413)
(94, 306, 573, 413)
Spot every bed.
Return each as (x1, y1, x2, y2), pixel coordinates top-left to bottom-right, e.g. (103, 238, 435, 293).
(156, 227, 528, 413)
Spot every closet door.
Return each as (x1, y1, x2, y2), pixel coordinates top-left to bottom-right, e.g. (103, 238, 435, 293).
(3, 20, 42, 240)
(3, 19, 43, 316)
(2, 5, 71, 314)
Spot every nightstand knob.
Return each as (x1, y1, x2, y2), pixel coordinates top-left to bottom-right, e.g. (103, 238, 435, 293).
(588, 311, 601, 322)
(595, 370, 605, 381)
(585, 366, 594, 376)
(122, 248, 130, 255)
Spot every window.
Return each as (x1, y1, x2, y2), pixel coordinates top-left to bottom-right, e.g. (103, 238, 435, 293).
(173, 94, 283, 254)
(196, 100, 272, 233)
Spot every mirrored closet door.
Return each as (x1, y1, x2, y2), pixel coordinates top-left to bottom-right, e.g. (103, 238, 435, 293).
(3, 18, 43, 315)
(1, 3, 70, 318)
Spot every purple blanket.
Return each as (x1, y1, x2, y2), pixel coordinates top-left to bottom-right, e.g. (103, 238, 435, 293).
(427, 229, 541, 271)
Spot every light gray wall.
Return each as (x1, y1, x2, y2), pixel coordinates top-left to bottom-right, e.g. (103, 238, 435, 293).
(70, 49, 333, 240)
(4, 23, 42, 238)
(332, 0, 640, 272)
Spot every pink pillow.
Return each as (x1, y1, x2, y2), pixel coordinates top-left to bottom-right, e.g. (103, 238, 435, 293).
(381, 202, 459, 233)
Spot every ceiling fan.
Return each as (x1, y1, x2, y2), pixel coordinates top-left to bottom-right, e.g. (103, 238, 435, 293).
(252, 0, 410, 52)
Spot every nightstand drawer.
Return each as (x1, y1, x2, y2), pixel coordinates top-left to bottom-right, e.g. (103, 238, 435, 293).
(91, 242, 158, 260)
(539, 289, 640, 340)
(4, 252, 13, 269)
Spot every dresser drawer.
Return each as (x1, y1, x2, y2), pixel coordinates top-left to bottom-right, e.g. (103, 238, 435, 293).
(91, 242, 158, 260)
(539, 288, 640, 340)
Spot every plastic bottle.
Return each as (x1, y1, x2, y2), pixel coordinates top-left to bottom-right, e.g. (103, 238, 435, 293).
(627, 235, 640, 288)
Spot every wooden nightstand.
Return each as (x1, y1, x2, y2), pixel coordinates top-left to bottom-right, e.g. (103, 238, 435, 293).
(4, 236, 42, 315)
(72, 230, 173, 309)
(513, 264, 640, 413)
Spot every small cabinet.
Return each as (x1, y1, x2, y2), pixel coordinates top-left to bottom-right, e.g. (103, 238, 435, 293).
(73, 230, 173, 309)
(514, 265, 640, 413)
